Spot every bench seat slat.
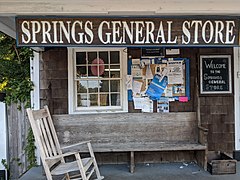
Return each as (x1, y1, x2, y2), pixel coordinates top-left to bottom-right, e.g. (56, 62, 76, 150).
(93, 143, 207, 152)
(69, 142, 206, 152)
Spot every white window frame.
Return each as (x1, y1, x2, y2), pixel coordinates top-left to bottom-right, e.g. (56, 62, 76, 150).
(68, 47, 128, 114)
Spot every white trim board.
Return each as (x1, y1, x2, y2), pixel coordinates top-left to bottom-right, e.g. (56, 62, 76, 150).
(234, 47, 240, 150)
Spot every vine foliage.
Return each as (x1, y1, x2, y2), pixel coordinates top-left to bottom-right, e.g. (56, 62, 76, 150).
(0, 32, 33, 108)
(0, 32, 37, 169)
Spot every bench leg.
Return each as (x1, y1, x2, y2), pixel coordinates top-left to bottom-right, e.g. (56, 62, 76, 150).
(130, 151, 135, 173)
(195, 149, 208, 171)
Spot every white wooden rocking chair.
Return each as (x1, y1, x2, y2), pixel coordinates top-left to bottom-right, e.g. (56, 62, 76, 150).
(26, 105, 104, 180)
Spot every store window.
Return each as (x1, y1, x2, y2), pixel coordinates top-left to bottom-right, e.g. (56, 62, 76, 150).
(68, 48, 128, 114)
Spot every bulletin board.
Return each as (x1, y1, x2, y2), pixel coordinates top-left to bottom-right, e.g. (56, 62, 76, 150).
(127, 57, 190, 112)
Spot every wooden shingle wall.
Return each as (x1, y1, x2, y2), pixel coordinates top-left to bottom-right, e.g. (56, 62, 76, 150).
(199, 48, 234, 153)
(200, 96, 234, 152)
(40, 47, 235, 154)
(40, 48, 68, 114)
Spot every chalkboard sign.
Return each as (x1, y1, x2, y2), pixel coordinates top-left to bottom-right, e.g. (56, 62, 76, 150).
(200, 55, 232, 94)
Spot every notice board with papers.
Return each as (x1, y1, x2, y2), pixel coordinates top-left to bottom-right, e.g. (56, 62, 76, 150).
(128, 57, 190, 109)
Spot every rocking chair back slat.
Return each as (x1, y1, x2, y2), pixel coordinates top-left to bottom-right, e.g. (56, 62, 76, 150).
(42, 117, 58, 156)
(39, 118, 54, 157)
(45, 106, 62, 154)
(38, 119, 51, 157)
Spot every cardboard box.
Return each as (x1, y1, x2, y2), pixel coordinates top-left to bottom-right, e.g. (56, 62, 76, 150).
(207, 151, 237, 175)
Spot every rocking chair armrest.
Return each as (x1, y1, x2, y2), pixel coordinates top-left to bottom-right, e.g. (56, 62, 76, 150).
(45, 151, 79, 161)
(61, 140, 91, 151)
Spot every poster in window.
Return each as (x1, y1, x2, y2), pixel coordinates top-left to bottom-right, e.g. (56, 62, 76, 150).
(200, 55, 232, 94)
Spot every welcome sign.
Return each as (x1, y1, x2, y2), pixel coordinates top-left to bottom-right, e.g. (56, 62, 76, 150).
(16, 16, 239, 47)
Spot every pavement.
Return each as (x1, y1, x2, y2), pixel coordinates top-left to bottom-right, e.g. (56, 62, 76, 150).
(20, 162, 240, 180)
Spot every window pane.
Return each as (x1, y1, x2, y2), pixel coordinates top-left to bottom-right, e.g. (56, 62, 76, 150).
(88, 80, 99, 93)
(100, 80, 109, 92)
(88, 52, 97, 64)
(76, 52, 86, 65)
(110, 65, 120, 78)
(110, 65, 120, 70)
(76, 66, 87, 78)
(110, 51, 120, 64)
(110, 80, 120, 92)
(110, 94, 120, 106)
(88, 66, 95, 77)
(103, 65, 110, 78)
(90, 94, 98, 106)
(110, 71, 120, 78)
(77, 94, 90, 107)
(77, 81, 87, 93)
(100, 94, 109, 106)
(99, 51, 109, 64)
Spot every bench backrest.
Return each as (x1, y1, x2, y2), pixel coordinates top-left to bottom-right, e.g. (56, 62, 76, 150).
(53, 112, 198, 148)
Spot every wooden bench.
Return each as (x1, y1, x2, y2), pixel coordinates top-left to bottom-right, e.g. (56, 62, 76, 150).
(53, 112, 208, 173)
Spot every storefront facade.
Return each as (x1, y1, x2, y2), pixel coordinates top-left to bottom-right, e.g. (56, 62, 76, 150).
(1, 0, 240, 172)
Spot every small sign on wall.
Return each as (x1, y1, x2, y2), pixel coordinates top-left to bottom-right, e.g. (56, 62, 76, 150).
(200, 55, 232, 94)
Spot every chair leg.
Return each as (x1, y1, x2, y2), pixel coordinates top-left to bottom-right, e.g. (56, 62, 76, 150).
(75, 153, 88, 180)
(65, 173, 70, 180)
(42, 162, 53, 180)
(87, 142, 104, 180)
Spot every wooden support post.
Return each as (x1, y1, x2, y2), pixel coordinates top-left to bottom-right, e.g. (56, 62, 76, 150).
(130, 151, 135, 173)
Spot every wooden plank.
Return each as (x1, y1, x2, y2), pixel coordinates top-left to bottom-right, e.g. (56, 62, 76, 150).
(32, 108, 49, 120)
(91, 142, 206, 152)
(8, 103, 29, 178)
(53, 112, 198, 146)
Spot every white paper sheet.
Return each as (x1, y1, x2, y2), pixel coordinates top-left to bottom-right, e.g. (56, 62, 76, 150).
(167, 60, 184, 84)
(132, 58, 140, 64)
(131, 65, 142, 77)
(132, 80, 143, 95)
(133, 97, 145, 109)
(126, 75, 133, 90)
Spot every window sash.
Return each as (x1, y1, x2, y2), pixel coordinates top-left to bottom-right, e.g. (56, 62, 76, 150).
(68, 47, 127, 114)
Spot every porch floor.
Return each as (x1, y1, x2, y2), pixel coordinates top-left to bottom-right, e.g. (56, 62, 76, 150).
(20, 162, 240, 180)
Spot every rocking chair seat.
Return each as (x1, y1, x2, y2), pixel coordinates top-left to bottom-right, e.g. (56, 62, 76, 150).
(51, 157, 93, 176)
